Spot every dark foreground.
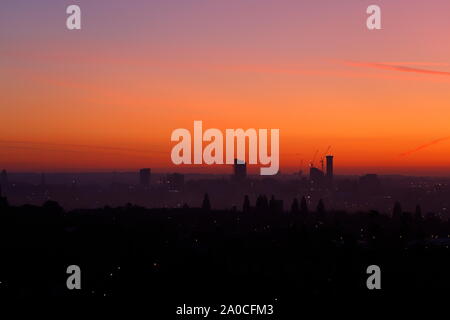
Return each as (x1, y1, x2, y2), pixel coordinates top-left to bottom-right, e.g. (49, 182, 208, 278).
(0, 199, 449, 314)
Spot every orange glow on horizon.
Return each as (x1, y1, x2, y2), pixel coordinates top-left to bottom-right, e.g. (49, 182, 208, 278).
(2, 1, 450, 176)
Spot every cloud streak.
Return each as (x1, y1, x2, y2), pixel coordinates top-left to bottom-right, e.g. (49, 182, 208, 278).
(400, 136, 450, 157)
(345, 61, 450, 77)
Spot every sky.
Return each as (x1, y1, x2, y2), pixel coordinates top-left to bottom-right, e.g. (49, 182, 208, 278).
(1, 0, 450, 175)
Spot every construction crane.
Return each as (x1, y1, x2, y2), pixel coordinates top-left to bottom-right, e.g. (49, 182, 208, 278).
(320, 146, 332, 171)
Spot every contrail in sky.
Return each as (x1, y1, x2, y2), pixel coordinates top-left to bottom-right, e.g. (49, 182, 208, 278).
(400, 136, 450, 157)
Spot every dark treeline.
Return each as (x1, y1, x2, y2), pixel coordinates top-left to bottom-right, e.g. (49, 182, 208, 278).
(0, 193, 449, 305)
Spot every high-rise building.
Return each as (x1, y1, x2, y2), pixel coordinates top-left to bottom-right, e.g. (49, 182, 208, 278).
(139, 168, 151, 188)
(326, 155, 334, 182)
(309, 167, 324, 186)
(233, 159, 247, 181)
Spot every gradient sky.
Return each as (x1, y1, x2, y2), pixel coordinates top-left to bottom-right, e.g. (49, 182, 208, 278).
(1, 0, 450, 175)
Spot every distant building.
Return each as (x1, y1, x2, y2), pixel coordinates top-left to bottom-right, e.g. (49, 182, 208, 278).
(359, 174, 381, 195)
(233, 159, 247, 181)
(310, 156, 333, 189)
(326, 155, 334, 182)
(139, 168, 151, 188)
(1, 169, 8, 187)
(167, 173, 184, 191)
(309, 167, 324, 186)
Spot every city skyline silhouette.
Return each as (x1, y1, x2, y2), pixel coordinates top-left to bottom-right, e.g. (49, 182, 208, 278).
(2, 0, 450, 305)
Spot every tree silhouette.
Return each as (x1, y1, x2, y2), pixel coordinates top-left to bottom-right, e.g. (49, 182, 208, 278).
(415, 205, 422, 221)
(269, 195, 276, 212)
(317, 199, 325, 214)
(393, 201, 402, 219)
(291, 198, 299, 214)
(0, 185, 8, 209)
(243, 195, 250, 213)
(256, 195, 269, 211)
(202, 193, 211, 211)
(300, 196, 308, 214)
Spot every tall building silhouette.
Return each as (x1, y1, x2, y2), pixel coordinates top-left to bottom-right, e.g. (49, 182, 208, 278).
(326, 155, 334, 183)
(139, 168, 151, 188)
(309, 167, 324, 186)
(233, 159, 247, 181)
